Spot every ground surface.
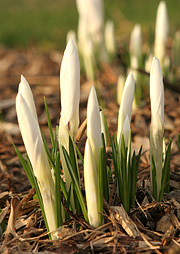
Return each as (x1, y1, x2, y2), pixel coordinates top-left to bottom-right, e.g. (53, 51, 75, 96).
(0, 47, 180, 253)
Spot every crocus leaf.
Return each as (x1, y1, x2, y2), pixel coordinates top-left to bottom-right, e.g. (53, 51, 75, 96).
(62, 146, 88, 222)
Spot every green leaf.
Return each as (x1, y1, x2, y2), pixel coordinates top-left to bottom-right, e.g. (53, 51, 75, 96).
(101, 133, 109, 203)
(159, 138, 172, 201)
(101, 110, 111, 146)
(55, 152, 63, 227)
(130, 146, 142, 207)
(41, 131, 55, 169)
(151, 155, 157, 201)
(62, 146, 88, 222)
(75, 144, 84, 165)
(68, 136, 81, 215)
(13, 144, 50, 235)
(44, 97, 55, 149)
(98, 147, 104, 226)
(120, 134, 129, 212)
(68, 136, 80, 184)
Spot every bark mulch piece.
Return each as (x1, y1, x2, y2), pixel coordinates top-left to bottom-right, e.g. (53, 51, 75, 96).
(0, 48, 180, 253)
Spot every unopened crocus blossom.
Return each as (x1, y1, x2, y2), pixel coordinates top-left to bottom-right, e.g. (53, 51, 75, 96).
(150, 57, 164, 198)
(59, 39, 80, 192)
(104, 20, 116, 57)
(117, 75, 125, 105)
(76, 0, 105, 58)
(121, 115, 131, 148)
(87, 86, 102, 170)
(83, 37, 95, 80)
(84, 138, 99, 227)
(16, 79, 57, 239)
(117, 72, 135, 144)
(129, 24, 142, 59)
(18, 75, 38, 121)
(66, 30, 77, 49)
(154, 1, 169, 67)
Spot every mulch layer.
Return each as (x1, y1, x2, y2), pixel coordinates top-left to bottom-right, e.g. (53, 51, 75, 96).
(0, 47, 180, 253)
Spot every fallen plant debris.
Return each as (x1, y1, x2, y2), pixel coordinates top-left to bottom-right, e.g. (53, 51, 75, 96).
(0, 47, 180, 253)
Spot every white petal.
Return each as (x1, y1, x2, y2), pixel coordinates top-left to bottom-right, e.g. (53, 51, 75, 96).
(155, 1, 169, 44)
(150, 57, 164, 124)
(84, 138, 99, 227)
(87, 0, 104, 36)
(130, 24, 142, 58)
(60, 39, 80, 135)
(120, 115, 130, 147)
(104, 20, 116, 55)
(16, 93, 57, 238)
(18, 75, 38, 121)
(87, 86, 102, 169)
(117, 72, 135, 142)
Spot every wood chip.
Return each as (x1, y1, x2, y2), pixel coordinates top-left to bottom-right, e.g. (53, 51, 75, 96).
(110, 205, 139, 238)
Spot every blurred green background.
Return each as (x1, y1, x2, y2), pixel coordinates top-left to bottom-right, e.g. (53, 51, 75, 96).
(1, 0, 180, 51)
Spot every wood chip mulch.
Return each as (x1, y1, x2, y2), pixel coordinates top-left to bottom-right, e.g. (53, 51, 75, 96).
(0, 48, 180, 253)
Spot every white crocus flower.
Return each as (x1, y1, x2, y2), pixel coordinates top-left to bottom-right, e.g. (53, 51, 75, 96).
(86, 0, 104, 45)
(130, 55, 139, 82)
(16, 87, 57, 240)
(18, 75, 38, 121)
(77, 15, 88, 56)
(66, 30, 77, 49)
(87, 86, 102, 170)
(121, 115, 131, 148)
(105, 20, 116, 57)
(59, 39, 80, 193)
(150, 57, 164, 198)
(84, 138, 99, 227)
(117, 75, 125, 105)
(117, 72, 135, 144)
(76, 0, 105, 60)
(83, 37, 95, 80)
(154, 1, 169, 67)
(145, 53, 154, 73)
(129, 24, 142, 59)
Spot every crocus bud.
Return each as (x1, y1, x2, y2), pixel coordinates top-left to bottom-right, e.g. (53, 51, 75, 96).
(84, 138, 99, 227)
(16, 86, 57, 239)
(105, 20, 116, 56)
(66, 30, 77, 49)
(130, 24, 142, 59)
(120, 115, 131, 147)
(154, 1, 169, 66)
(145, 53, 154, 73)
(87, 0, 104, 44)
(60, 39, 80, 138)
(59, 39, 80, 195)
(83, 37, 95, 80)
(77, 16, 89, 56)
(87, 86, 102, 170)
(117, 73, 135, 143)
(18, 75, 38, 121)
(117, 75, 125, 105)
(150, 57, 164, 198)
